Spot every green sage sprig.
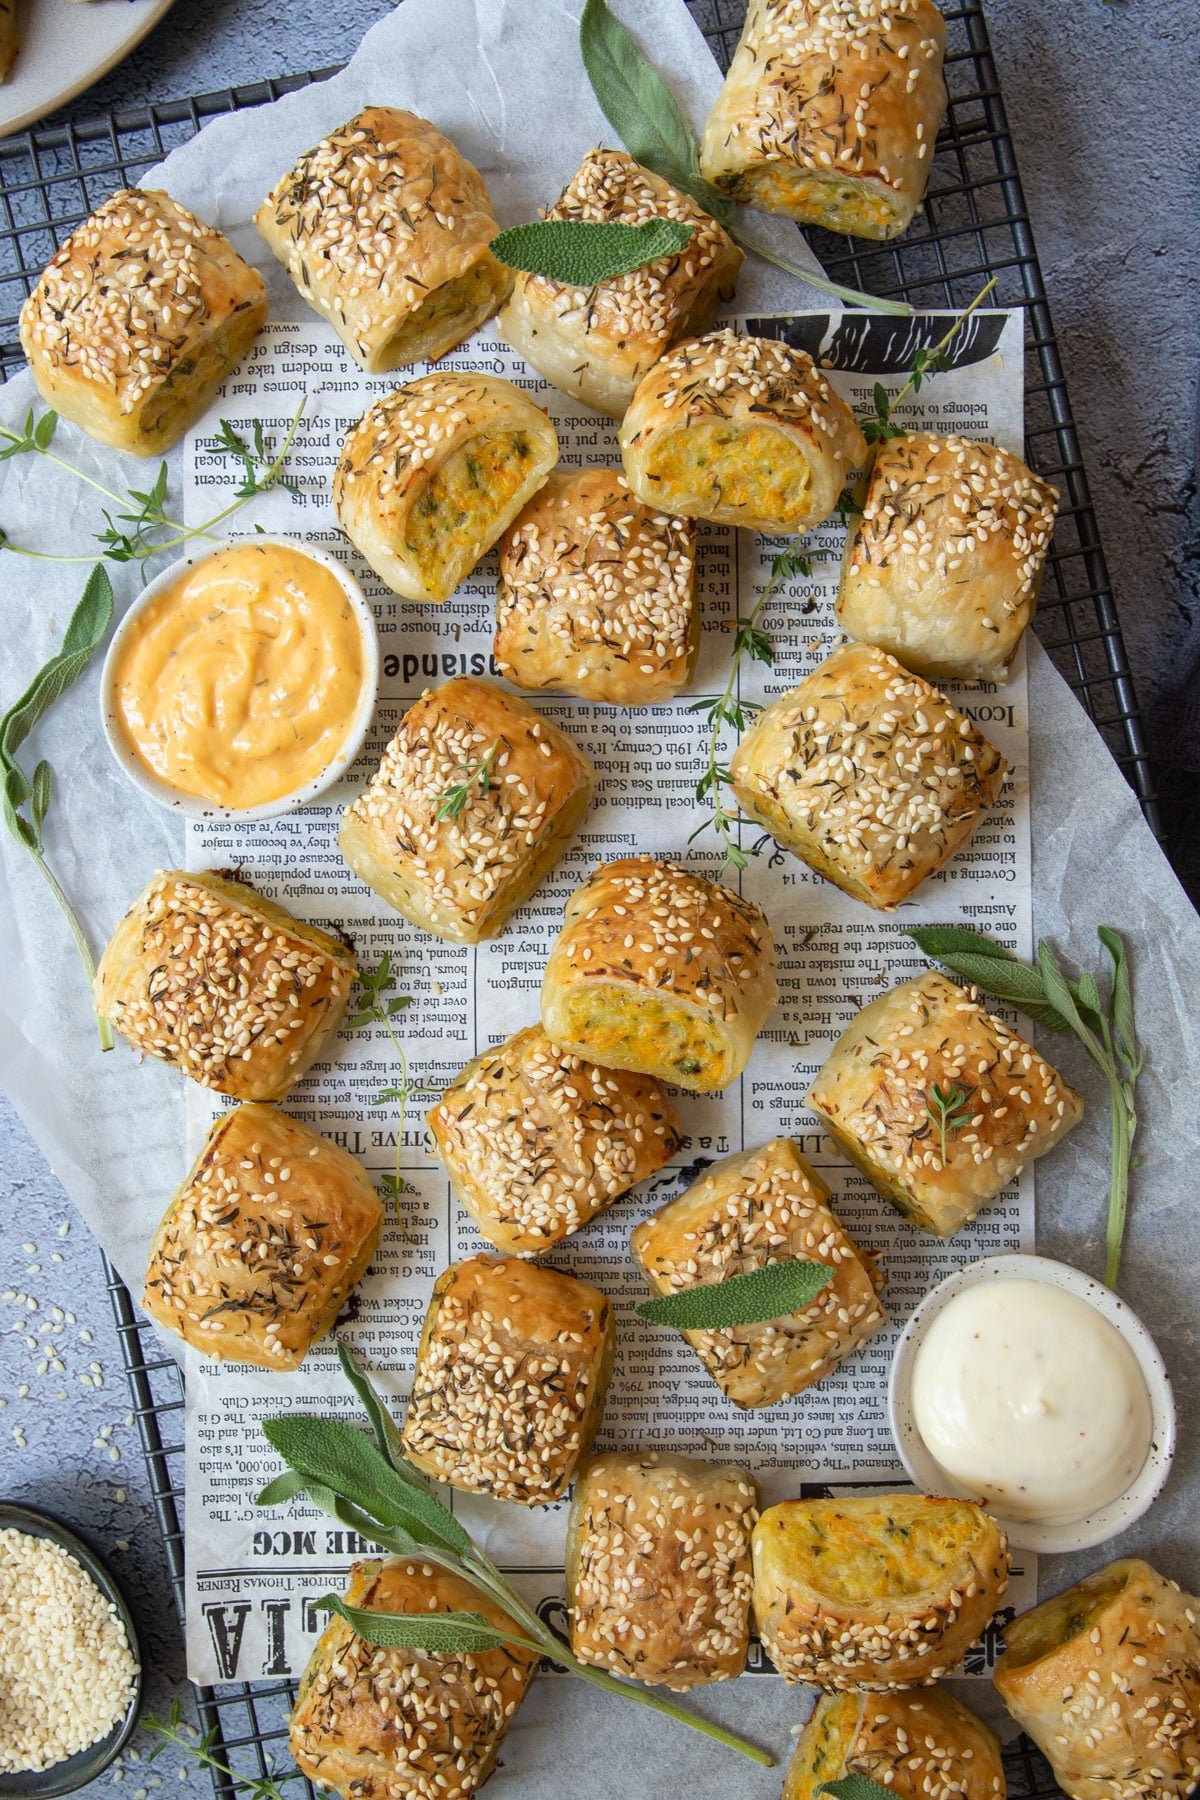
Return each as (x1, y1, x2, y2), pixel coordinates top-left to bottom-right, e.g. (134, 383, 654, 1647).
(819, 1777, 895, 1800)
(491, 218, 693, 284)
(638, 1260, 832, 1330)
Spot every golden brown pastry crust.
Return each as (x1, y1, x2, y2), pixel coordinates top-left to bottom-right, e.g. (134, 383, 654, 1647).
(19, 188, 267, 456)
(142, 1102, 382, 1369)
(95, 869, 357, 1101)
(497, 148, 743, 418)
(339, 677, 593, 944)
(807, 970, 1084, 1236)
(255, 107, 511, 373)
(699, 0, 948, 241)
(400, 1253, 615, 1505)
(428, 1025, 682, 1256)
(495, 468, 699, 706)
(0, 1, 20, 81)
(729, 643, 1008, 908)
(784, 1687, 1006, 1800)
(290, 1557, 537, 1800)
(566, 1452, 759, 1690)
(630, 1139, 885, 1407)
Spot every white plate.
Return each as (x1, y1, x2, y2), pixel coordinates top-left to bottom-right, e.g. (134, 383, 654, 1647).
(0, 0, 176, 140)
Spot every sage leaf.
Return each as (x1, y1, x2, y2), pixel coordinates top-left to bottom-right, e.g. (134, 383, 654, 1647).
(29, 760, 51, 837)
(336, 1340, 407, 1472)
(315, 1596, 523, 1657)
(1037, 941, 1104, 1061)
(906, 924, 1021, 964)
(904, 930, 1064, 1030)
(818, 1777, 895, 1800)
(638, 1260, 832, 1331)
(491, 217, 693, 285)
(1098, 926, 1139, 1069)
(0, 564, 113, 771)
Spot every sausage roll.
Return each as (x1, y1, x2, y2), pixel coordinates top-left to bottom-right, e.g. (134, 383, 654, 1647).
(620, 328, 866, 534)
(497, 148, 743, 419)
(334, 373, 558, 604)
(290, 1557, 537, 1800)
(339, 677, 593, 944)
(729, 643, 1007, 909)
(838, 433, 1059, 684)
(753, 1494, 1010, 1690)
(95, 869, 357, 1101)
(495, 468, 699, 706)
(142, 1102, 382, 1369)
(540, 856, 777, 1093)
(255, 107, 511, 373)
(785, 1687, 1005, 1800)
(994, 1558, 1200, 1800)
(566, 1451, 758, 1689)
(630, 1139, 885, 1408)
(19, 188, 267, 456)
(428, 1025, 682, 1257)
(699, 0, 948, 242)
(400, 1253, 614, 1505)
(807, 970, 1084, 1236)
(0, 1, 19, 82)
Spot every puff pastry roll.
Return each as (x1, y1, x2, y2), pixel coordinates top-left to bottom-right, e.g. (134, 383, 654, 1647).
(497, 149, 743, 419)
(19, 189, 267, 456)
(255, 108, 511, 373)
(785, 1687, 1005, 1800)
(290, 1556, 537, 1800)
(339, 677, 593, 943)
(838, 433, 1059, 683)
(699, 0, 948, 242)
(753, 1495, 1009, 1690)
(630, 1139, 885, 1408)
(620, 328, 865, 534)
(142, 1102, 382, 1368)
(729, 643, 1007, 908)
(95, 869, 357, 1101)
(400, 1253, 614, 1505)
(335, 373, 558, 604)
(566, 1452, 758, 1690)
(428, 1025, 682, 1256)
(994, 1559, 1200, 1800)
(808, 970, 1084, 1236)
(0, 2, 19, 82)
(495, 468, 699, 706)
(541, 856, 777, 1093)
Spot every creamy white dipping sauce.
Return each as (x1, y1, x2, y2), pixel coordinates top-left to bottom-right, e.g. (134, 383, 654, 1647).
(910, 1279, 1153, 1524)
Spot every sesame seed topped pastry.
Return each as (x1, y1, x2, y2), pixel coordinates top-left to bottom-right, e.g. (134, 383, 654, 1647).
(142, 1103, 382, 1369)
(993, 1559, 1200, 1800)
(401, 1254, 615, 1505)
(495, 468, 699, 707)
(753, 1494, 1010, 1690)
(631, 1139, 885, 1408)
(807, 970, 1084, 1236)
(784, 1686, 1005, 1800)
(255, 107, 512, 373)
(729, 643, 1008, 909)
(699, 0, 948, 242)
(541, 856, 778, 1093)
(94, 870, 357, 1102)
(497, 148, 743, 419)
(290, 1556, 537, 1800)
(428, 1025, 682, 1257)
(565, 1452, 759, 1690)
(334, 373, 559, 604)
(338, 677, 593, 944)
(838, 432, 1060, 684)
(19, 188, 267, 456)
(619, 328, 866, 534)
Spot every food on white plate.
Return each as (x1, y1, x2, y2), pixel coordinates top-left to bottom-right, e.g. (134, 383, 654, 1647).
(497, 147, 743, 419)
(541, 855, 778, 1093)
(752, 1493, 1010, 1689)
(783, 1685, 1005, 1800)
(630, 1138, 885, 1407)
(0, 1, 19, 82)
(808, 969, 1084, 1236)
(565, 1451, 758, 1689)
(700, 0, 948, 242)
(619, 327, 866, 533)
(334, 372, 558, 603)
(19, 187, 267, 455)
(338, 676, 593, 944)
(95, 869, 357, 1101)
(495, 467, 699, 706)
(255, 107, 512, 372)
(142, 1102, 383, 1369)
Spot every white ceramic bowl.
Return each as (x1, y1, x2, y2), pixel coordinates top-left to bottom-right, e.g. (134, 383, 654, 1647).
(100, 537, 379, 823)
(889, 1253, 1175, 1553)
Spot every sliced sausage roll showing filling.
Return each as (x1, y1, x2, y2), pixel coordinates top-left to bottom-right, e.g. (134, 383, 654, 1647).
(784, 1686, 1005, 1800)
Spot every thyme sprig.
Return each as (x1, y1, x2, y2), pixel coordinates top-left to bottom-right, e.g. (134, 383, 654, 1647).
(436, 738, 499, 821)
(344, 955, 416, 1202)
(144, 1700, 298, 1800)
(862, 276, 998, 444)
(924, 1081, 973, 1166)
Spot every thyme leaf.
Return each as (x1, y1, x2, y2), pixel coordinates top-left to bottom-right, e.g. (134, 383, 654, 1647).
(436, 738, 499, 821)
(923, 1081, 973, 1165)
(343, 954, 416, 1204)
(144, 1700, 299, 1800)
(861, 277, 998, 444)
